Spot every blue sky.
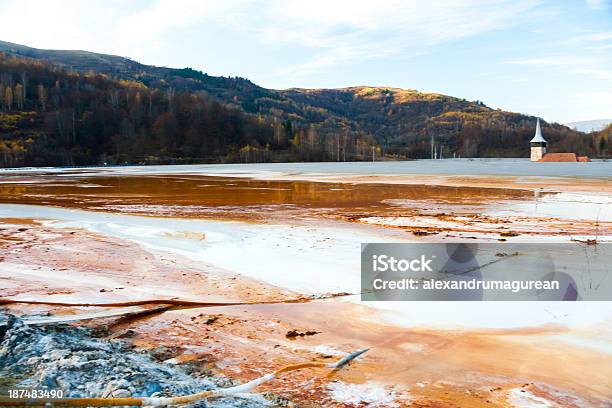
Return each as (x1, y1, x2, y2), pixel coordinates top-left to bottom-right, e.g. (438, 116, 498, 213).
(0, 0, 610, 123)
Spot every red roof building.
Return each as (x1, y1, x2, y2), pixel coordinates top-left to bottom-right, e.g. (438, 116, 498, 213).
(539, 153, 578, 162)
(538, 153, 591, 162)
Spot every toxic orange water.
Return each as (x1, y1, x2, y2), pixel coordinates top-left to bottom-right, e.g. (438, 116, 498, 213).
(2, 173, 608, 238)
(0, 174, 531, 220)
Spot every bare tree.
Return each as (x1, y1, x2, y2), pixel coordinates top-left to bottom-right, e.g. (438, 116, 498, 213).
(20, 72, 27, 100)
(15, 84, 23, 109)
(307, 126, 317, 151)
(109, 89, 120, 112)
(4, 86, 13, 111)
(166, 87, 175, 112)
(37, 84, 47, 111)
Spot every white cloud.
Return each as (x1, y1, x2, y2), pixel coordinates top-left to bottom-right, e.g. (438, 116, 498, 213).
(571, 91, 612, 121)
(0, 0, 539, 78)
(584, 0, 611, 9)
(507, 55, 612, 80)
(573, 31, 612, 42)
(0, 0, 253, 65)
(247, 0, 540, 78)
(573, 68, 612, 80)
(587, 43, 612, 51)
(112, 0, 250, 42)
(506, 56, 582, 67)
(0, 0, 607, 123)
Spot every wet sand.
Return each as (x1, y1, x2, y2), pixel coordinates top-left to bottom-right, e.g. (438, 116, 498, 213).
(1, 166, 611, 406)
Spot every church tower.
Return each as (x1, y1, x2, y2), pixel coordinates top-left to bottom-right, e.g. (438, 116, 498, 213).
(530, 118, 547, 161)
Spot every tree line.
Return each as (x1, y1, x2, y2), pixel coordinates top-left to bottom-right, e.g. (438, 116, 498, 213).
(0, 52, 608, 167)
(0, 53, 381, 167)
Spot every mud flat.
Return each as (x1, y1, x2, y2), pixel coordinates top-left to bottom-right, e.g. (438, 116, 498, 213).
(1, 215, 610, 407)
(1, 162, 611, 406)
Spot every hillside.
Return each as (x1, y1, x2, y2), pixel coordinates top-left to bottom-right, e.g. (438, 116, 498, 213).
(0, 41, 607, 166)
(0, 52, 384, 166)
(0, 40, 274, 108)
(596, 123, 611, 153)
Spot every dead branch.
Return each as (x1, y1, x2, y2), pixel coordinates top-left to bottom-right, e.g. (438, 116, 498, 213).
(20, 305, 174, 326)
(0, 292, 357, 308)
(0, 298, 260, 308)
(0, 293, 357, 326)
(571, 238, 598, 245)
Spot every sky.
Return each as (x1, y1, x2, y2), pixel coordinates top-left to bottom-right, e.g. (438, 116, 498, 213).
(0, 0, 610, 123)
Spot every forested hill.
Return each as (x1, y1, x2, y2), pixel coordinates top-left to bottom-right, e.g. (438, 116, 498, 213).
(0, 40, 275, 109)
(0, 52, 379, 166)
(0, 41, 608, 167)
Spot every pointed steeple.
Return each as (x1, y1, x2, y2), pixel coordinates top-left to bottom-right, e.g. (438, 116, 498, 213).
(530, 118, 547, 143)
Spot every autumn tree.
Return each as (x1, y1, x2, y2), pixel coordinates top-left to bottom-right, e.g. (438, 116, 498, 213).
(37, 84, 46, 110)
(15, 84, 23, 109)
(4, 86, 13, 110)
